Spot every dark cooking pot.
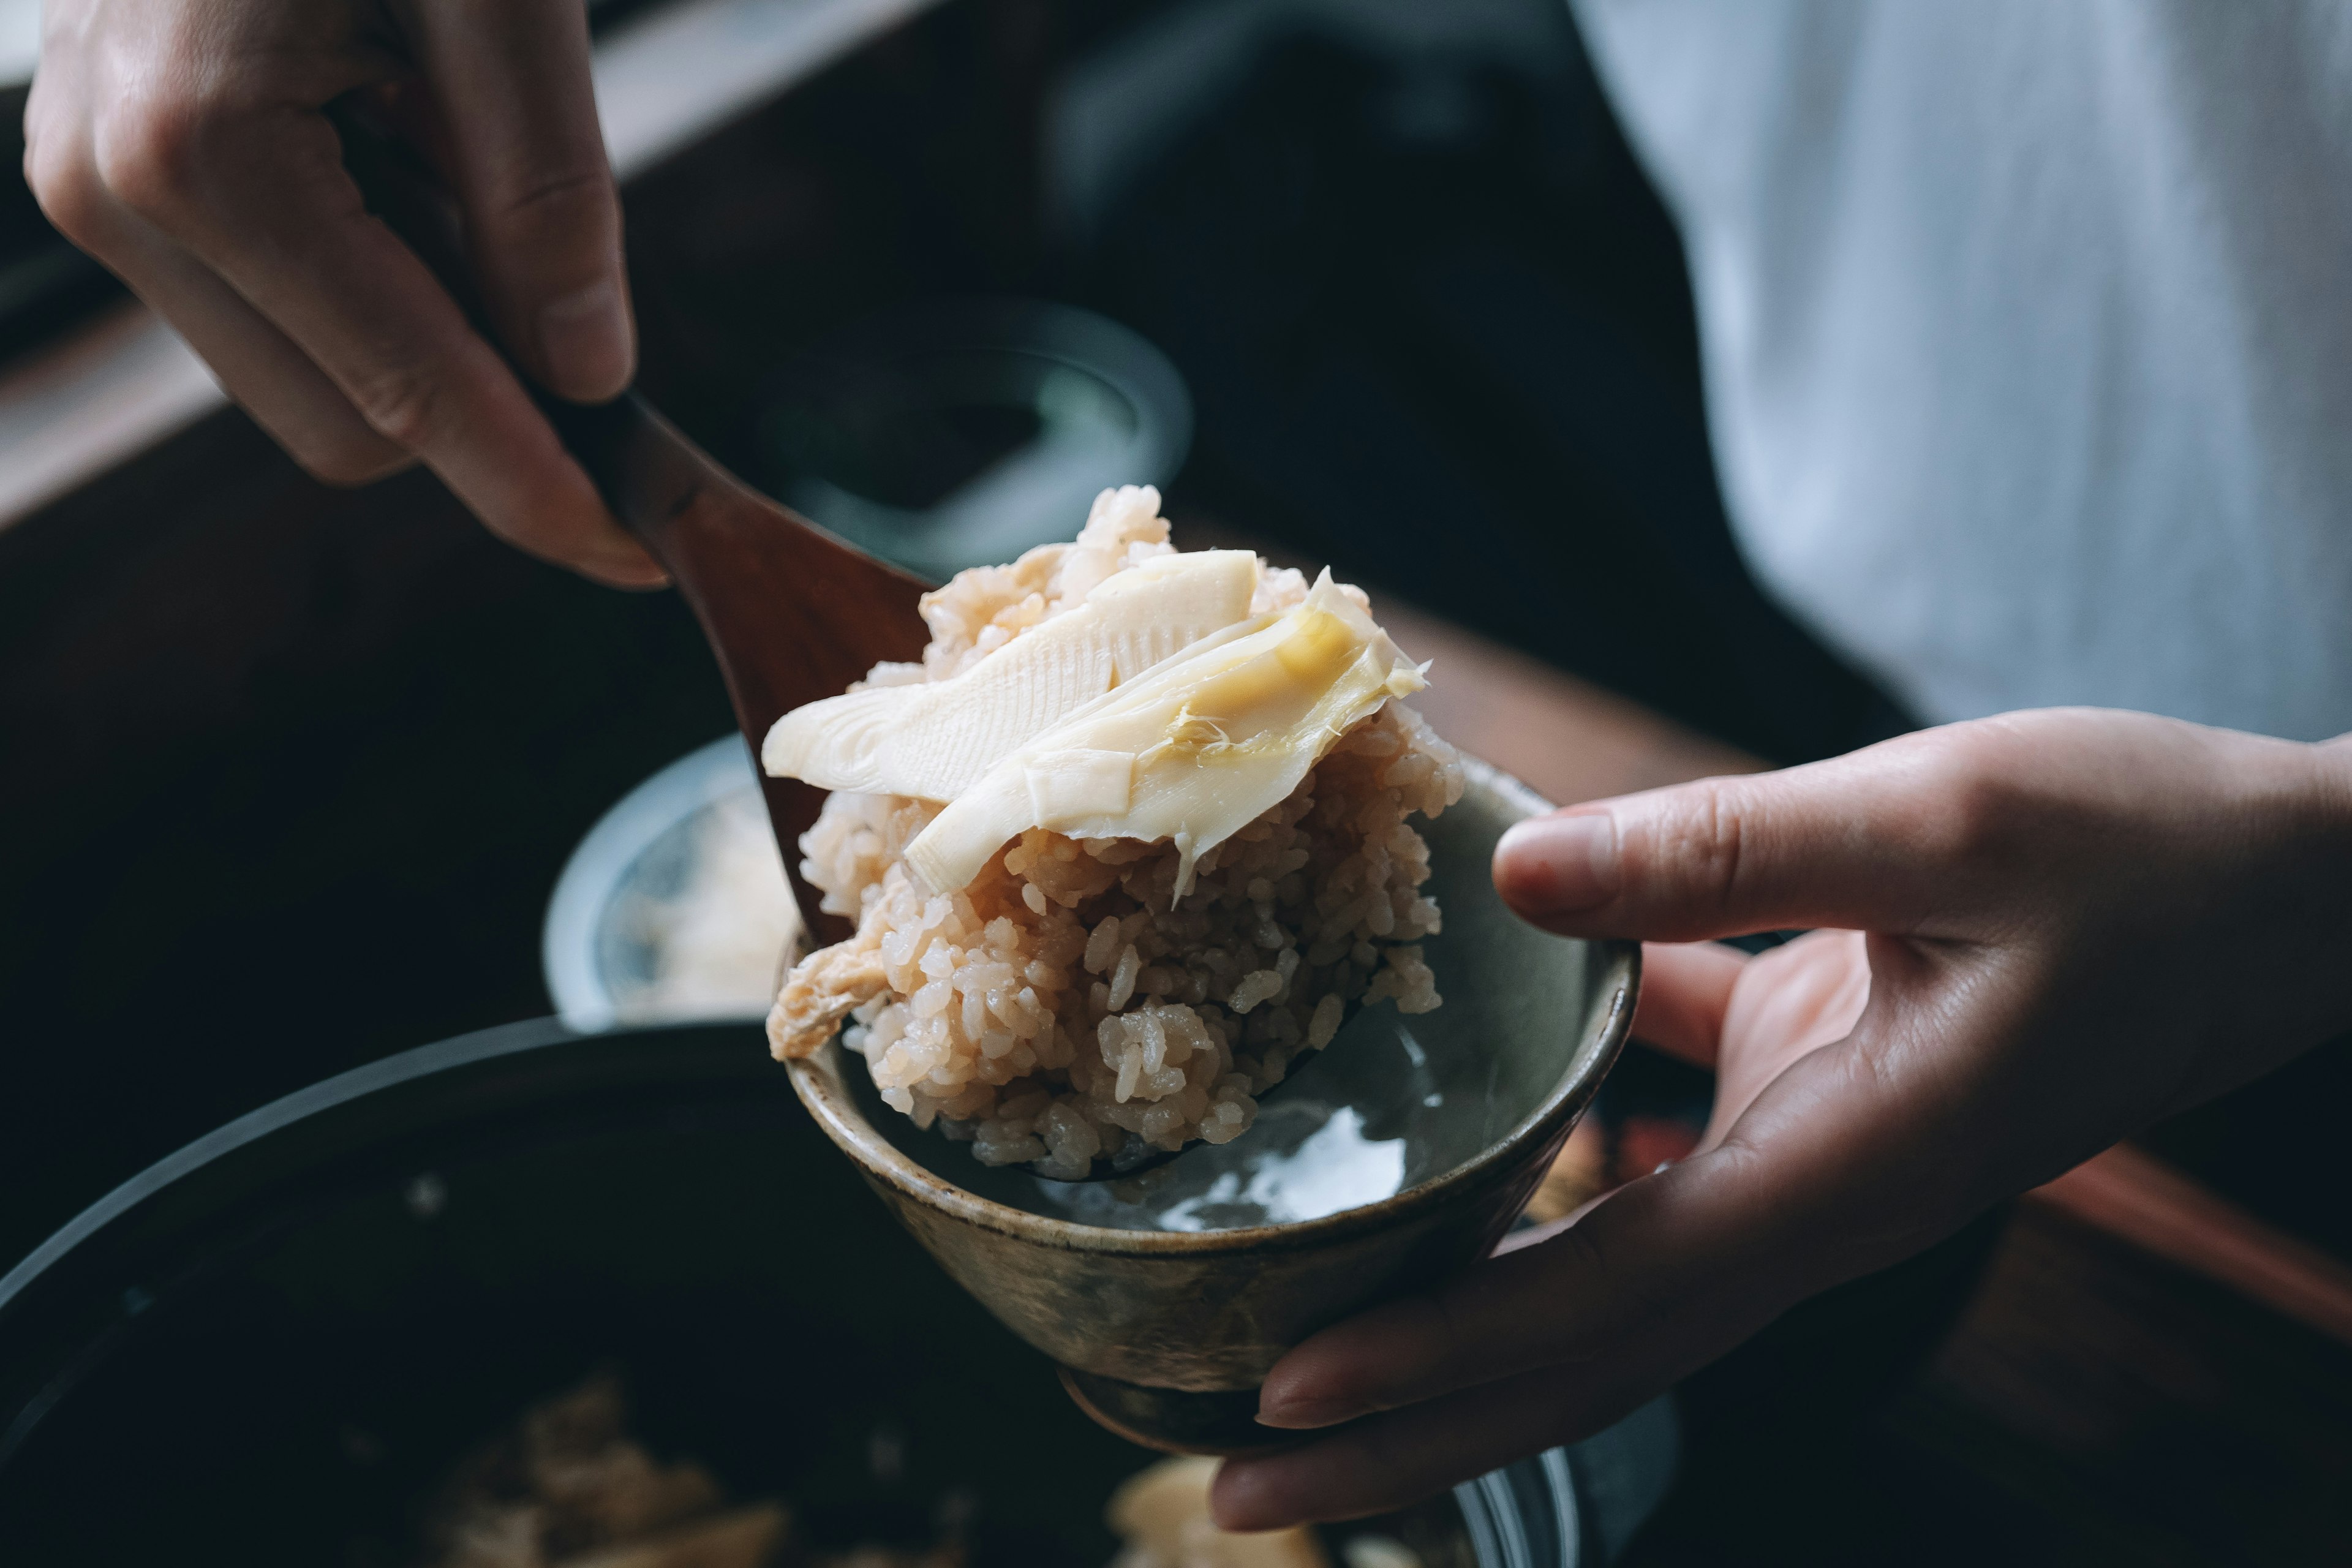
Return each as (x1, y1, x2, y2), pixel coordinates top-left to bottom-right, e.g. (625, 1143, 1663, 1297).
(0, 1019, 1584, 1565)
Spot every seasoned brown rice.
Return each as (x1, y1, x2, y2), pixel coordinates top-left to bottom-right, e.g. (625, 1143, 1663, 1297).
(769, 489, 1464, 1178)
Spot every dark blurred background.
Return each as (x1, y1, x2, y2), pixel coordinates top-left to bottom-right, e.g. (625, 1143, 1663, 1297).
(2, 1, 2348, 1562)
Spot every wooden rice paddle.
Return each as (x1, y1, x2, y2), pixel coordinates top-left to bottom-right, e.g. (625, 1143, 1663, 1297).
(336, 105, 929, 948)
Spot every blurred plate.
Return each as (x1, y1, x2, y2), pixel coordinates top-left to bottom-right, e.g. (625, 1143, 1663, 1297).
(542, 736, 800, 1032)
(754, 298, 1193, 580)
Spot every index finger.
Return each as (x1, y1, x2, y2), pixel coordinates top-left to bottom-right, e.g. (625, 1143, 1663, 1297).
(405, 0, 635, 401)
(102, 74, 659, 584)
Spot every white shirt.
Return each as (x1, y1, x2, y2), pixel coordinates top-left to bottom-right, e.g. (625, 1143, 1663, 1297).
(1569, 0, 2352, 741)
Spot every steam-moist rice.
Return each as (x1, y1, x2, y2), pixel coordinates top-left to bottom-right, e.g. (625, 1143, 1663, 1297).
(772, 489, 1464, 1178)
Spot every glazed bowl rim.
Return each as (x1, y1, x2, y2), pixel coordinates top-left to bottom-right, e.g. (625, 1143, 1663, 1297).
(785, 756, 1640, 1257)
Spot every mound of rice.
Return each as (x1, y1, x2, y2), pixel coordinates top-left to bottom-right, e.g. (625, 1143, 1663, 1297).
(769, 489, 1464, 1178)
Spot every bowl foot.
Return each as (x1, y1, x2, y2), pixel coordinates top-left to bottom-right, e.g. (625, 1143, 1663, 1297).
(1058, 1366, 1304, 1456)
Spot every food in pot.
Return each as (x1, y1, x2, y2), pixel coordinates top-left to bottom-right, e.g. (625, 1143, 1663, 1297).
(417, 1373, 785, 1568)
(764, 487, 1461, 1177)
(1106, 1458, 1324, 1568)
(410, 1379, 1422, 1568)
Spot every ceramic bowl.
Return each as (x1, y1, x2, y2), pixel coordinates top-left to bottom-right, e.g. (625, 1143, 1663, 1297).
(787, 758, 1639, 1453)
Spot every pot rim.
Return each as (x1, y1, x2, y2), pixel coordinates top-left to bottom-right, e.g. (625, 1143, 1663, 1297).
(783, 759, 1640, 1258)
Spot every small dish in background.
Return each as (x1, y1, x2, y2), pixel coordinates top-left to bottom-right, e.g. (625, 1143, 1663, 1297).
(541, 736, 800, 1032)
(752, 298, 1193, 581)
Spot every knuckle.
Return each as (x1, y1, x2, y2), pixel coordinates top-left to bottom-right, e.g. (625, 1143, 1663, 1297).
(287, 429, 412, 487)
(349, 361, 456, 453)
(1646, 781, 1752, 918)
(1532, 1212, 1660, 1357)
(1544, 1217, 1613, 1306)
(501, 164, 614, 225)
(1700, 785, 1752, 916)
(24, 134, 108, 246)
(1920, 733, 2026, 864)
(491, 164, 617, 257)
(91, 88, 218, 225)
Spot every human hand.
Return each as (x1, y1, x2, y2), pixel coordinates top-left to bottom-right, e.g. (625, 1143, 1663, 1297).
(24, 0, 663, 586)
(1215, 707, 2352, 1528)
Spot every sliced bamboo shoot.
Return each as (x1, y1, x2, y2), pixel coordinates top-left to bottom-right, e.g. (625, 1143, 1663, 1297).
(760, 550, 1259, 802)
(905, 571, 1426, 897)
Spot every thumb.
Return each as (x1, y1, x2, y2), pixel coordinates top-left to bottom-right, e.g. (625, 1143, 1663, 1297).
(408, 0, 635, 401)
(1492, 733, 1978, 942)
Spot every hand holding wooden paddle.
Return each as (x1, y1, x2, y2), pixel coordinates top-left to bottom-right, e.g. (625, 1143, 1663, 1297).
(27, 0, 932, 940)
(26, 0, 655, 586)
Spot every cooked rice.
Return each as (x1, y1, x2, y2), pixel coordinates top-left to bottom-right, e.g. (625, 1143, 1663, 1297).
(769, 488, 1464, 1178)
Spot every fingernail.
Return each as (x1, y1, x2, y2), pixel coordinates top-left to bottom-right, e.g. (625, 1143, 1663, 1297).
(1256, 1397, 1359, 1430)
(539, 278, 633, 399)
(1496, 812, 1621, 912)
(606, 560, 671, 589)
